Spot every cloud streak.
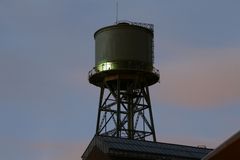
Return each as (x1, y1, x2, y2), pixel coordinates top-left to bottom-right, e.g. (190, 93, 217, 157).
(153, 48, 240, 108)
(0, 138, 87, 160)
(31, 141, 87, 160)
(158, 134, 220, 149)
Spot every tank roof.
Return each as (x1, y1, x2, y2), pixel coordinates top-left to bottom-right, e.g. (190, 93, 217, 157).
(94, 21, 153, 38)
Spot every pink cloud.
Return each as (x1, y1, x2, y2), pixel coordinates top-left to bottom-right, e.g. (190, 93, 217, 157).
(30, 141, 88, 160)
(158, 134, 220, 149)
(58, 147, 86, 160)
(0, 138, 89, 160)
(50, 142, 87, 160)
(153, 48, 240, 108)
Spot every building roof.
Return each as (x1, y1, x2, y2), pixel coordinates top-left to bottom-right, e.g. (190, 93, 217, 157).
(82, 136, 212, 160)
(202, 130, 240, 160)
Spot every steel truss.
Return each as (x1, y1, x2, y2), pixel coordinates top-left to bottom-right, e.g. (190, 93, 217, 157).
(96, 78, 156, 141)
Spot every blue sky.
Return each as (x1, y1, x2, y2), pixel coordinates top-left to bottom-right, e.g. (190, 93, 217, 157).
(0, 0, 240, 160)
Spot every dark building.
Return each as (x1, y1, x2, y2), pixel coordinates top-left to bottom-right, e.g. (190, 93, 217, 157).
(82, 136, 212, 160)
(202, 130, 240, 160)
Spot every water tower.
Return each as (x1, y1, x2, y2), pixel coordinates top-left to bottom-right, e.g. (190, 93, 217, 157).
(82, 21, 212, 160)
(88, 21, 160, 141)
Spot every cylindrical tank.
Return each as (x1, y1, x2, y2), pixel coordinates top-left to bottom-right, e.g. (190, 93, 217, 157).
(95, 22, 153, 68)
(89, 22, 159, 87)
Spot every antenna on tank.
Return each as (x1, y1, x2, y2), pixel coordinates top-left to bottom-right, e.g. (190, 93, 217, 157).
(115, 0, 119, 24)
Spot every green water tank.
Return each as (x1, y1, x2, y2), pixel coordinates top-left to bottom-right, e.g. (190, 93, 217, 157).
(89, 22, 159, 87)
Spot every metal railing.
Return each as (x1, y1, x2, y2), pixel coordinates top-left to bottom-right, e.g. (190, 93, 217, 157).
(116, 20, 154, 32)
(88, 61, 159, 79)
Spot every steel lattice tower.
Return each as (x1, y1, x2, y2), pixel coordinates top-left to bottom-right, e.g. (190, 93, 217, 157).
(88, 22, 159, 141)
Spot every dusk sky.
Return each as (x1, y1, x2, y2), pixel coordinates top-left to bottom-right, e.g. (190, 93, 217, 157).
(1, 0, 240, 160)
